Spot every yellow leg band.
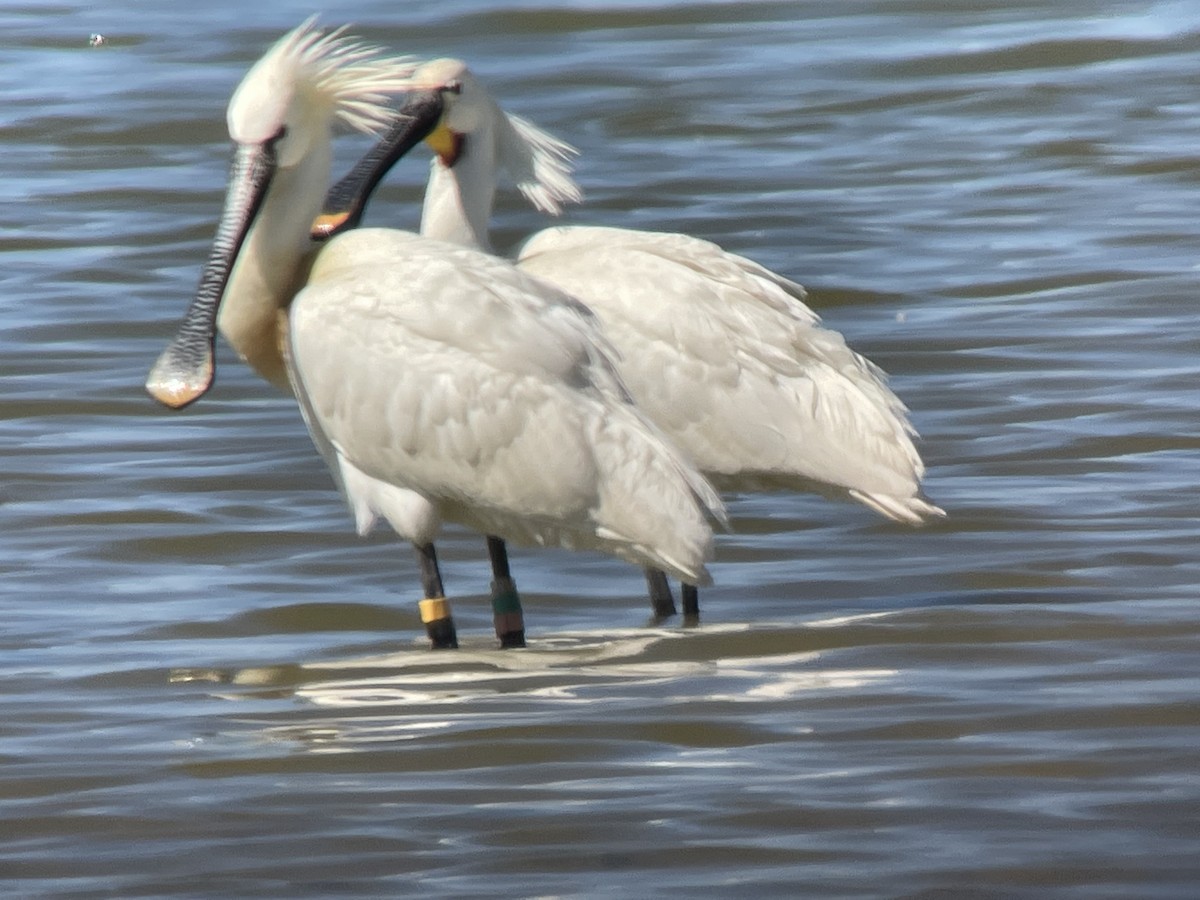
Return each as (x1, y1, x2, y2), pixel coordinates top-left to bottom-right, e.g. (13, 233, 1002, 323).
(419, 597, 452, 624)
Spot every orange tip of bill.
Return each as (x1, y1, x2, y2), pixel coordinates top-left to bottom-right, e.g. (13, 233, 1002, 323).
(145, 363, 213, 410)
(311, 210, 351, 240)
(145, 379, 204, 410)
(145, 336, 215, 409)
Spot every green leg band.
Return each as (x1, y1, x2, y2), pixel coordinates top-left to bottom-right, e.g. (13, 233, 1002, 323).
(491, 577, 525, 649)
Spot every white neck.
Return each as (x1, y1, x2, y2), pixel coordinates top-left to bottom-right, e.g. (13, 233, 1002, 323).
(216, 137, 331, 391)
(419, 130, 496, 253)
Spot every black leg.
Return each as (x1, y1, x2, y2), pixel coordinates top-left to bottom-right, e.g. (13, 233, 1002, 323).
(645, 568, 677, 620)
(486, 535, 525, 648)
(415, 542, 457, 649)
(681, 583, 699, 625)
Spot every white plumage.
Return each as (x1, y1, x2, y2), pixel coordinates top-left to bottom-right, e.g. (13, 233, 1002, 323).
(315, 58, 943, 614)
(146, 26, 722, 648)
(518, 225, 941, 524)
(292, 228, 721, 579)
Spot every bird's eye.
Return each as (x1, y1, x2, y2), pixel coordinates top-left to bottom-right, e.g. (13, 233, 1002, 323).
(443, 81, 462, 96)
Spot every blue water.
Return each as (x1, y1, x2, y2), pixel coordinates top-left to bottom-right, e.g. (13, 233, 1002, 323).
(2, 1, 1199, 896)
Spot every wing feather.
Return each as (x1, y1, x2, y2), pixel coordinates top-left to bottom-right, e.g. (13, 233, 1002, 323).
(518, 225, 941, 521)
(288, 228, 723, 580)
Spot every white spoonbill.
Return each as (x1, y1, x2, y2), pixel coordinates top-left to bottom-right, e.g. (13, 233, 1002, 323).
(313, 59, 944, 621)
(146, 26, 724, 651)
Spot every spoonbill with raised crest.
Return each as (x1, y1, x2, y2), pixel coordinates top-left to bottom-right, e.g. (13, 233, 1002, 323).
(147, 25, 724, 651)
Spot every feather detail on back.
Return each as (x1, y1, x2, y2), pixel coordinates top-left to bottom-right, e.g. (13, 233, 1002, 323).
(518, 226, 944, 523)
(289, 228, 725, 582)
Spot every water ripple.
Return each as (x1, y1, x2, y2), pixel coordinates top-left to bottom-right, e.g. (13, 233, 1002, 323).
(3, 1, 1200, 896)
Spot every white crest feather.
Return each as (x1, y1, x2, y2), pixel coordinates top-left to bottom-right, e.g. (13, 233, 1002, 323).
(239, 18, 419, 137)
(402, 58, 583, 215)
(498, 113, 583, 215)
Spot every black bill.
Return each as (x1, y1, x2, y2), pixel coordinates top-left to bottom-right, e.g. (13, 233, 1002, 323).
(311, 91, 446, 241)
(146, 141, 275, 409)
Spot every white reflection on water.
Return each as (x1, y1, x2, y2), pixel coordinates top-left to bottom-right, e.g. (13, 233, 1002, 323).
(171, 623, 900, 753)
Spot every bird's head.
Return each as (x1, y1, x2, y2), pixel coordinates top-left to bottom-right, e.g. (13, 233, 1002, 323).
(312, 57, 582, 241)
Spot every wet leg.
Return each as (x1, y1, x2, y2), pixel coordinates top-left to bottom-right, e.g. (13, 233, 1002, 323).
(416, 542, 457, 649)
(681, 583, 699, 625)
(487, 535, 525, 648)
(645, 567, 677, 620)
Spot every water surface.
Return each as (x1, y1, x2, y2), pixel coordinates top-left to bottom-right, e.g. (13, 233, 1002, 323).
(2, 1, 1199, 896)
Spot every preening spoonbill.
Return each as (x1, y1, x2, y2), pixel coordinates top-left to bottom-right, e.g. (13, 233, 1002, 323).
(146, 26, 724, 651)
(313, 59, 944, 621)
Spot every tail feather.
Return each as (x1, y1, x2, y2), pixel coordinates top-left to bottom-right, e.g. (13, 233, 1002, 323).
(849, 489, 945, 525)
(591, 402, 725, 585)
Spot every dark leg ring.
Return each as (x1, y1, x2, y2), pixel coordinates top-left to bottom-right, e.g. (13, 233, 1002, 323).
(415, 543, 457, 649)
(419, 597, 459, 649)
(491, 576, 525, 649)
(486, 536, 525, 648)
